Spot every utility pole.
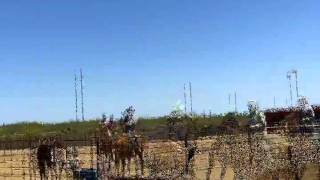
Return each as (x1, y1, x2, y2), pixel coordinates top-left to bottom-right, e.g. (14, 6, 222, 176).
(189, 82, 193, 116)
(80, 68, 85, 121)
(287, 72, 293, 106)
(184, 84, 187, 114)
(273, 96, 276, 108)
(74, 73, 78, 121)
(228, 94, 231, 105)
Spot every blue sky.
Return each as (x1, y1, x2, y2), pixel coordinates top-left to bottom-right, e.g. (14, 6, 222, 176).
(0, 0, 320, 123)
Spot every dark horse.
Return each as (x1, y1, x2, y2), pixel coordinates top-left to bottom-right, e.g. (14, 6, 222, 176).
(37, 138, 65, 180)
(37, 143, 53, 179)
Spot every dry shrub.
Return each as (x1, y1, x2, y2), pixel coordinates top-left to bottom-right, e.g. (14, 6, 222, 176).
(208, 133, 320, 180)
(145, 142, 185, 179)
(208, 134, 286, 180)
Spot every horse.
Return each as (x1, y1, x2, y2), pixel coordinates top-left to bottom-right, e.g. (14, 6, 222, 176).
(37, 143, 53, 180)
(98, 126, 115, 172)
(36, 137, 66, 180)
(113, 133, 145, 177)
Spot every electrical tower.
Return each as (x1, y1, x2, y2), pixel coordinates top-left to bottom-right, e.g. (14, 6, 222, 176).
(291, 69, 299, 98)
(80, 68, 85, 121)
(287, 69, 300, 106)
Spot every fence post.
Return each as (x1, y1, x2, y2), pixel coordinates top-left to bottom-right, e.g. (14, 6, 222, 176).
(23, 139, 26, 180)
(28, 138, 32, 180)
(95, 132, 101, 178)
(90, 135, 94, 169)
(10, 141, 13, 177)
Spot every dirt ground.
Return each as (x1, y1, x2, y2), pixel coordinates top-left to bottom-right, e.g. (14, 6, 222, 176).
(0, 137, 318, 180)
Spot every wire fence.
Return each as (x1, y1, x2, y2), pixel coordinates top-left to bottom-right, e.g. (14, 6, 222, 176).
(0, 133, 319, 179)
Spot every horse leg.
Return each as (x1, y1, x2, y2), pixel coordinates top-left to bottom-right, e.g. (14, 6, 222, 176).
(51, 166, 56, 180)
(220, 164, 227, 180)
(138, 152, 144, 176)
(107, 152, 112, 176)
(108, 152, 112, 171)
(101, 154, 106, 177)
(127, 157, 131, 176)
(271, 172, 280, 180)
(45, 166, 49, 180)
(58, 163, 64, 180)
(54, 165, 59, 180)
(49, 167, 54, 180)
(121, 158, 126, 177)
(32, 158, 37, 180)
(38, 161, 45, 180)
(134, 156, 138, 176)
(39, 169, 44, 180)
(206, 152, 214, 180)
(42, 162, 50, 180)
(121, 157, 126, 177)
(115, 153, 120, 176)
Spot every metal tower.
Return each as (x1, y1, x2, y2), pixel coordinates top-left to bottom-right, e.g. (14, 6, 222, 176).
(291, 69, 299, 98)
(80, 68, 85, 121)
(184, 84, 187, 114)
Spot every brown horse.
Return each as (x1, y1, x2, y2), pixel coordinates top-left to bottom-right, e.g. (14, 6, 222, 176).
(114, 133, 145, 177)
(99, 126, 115, 171)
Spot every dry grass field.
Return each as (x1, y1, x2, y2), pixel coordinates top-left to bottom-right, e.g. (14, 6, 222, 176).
(0, 136, 319, 180)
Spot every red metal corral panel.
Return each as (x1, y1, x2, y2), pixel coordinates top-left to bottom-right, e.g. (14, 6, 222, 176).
(265, 110, 302, 133)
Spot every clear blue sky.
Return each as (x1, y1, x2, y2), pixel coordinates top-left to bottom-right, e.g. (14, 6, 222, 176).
(0, 0, 320, 123)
